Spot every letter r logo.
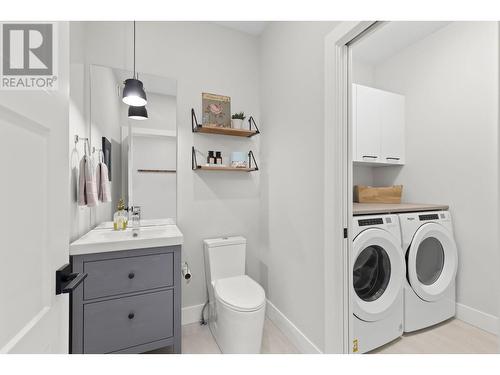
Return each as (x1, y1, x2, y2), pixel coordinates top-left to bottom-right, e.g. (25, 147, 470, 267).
(2, 24, 53, 75)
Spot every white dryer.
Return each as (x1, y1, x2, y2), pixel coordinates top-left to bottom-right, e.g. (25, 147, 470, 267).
(351, 214, 405, 353)
(398, 211, 458, 332)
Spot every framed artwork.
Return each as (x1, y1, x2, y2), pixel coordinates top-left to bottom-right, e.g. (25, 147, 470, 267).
(202, 93, 231, 128)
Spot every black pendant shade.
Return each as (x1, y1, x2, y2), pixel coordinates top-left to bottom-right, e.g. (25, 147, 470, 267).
(123, 78, 147, 106)
(128, 105, 148, 120)
(122, 21, 147, 107)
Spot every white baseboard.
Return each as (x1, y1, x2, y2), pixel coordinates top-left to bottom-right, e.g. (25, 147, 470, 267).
(456, 303, 499, 335)
(265, 299, 322, 354)
(182, 303, 205, 326)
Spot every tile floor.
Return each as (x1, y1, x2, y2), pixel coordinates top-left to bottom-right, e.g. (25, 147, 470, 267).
(371, 319, 498, 354)
(148, 318, 299, 354)
(148, 318, 497, 354)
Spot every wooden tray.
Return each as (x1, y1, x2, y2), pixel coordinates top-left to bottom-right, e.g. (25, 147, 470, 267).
(354, 185, 403, 204)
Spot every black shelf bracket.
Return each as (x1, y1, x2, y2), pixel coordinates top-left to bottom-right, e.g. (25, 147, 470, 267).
(192, 146, 199, 170)
(192, 108, 202, 133)
(248, 116, 260, 134)
(248, 150, 259, 171)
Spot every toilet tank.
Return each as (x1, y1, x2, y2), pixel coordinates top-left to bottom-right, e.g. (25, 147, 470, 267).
(204, 236, 246, 283)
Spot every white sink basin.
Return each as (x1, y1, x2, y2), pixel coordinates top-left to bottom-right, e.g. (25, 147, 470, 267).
(70, 224, 183, 256)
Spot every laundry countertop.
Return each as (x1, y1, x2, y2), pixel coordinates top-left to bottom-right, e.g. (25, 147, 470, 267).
(353, 202, 449, 216)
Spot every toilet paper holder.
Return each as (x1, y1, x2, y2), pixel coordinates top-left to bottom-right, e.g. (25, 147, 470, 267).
(182, 262, 192, 282)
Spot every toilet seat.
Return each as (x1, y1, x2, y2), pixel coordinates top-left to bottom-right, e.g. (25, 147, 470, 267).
(214, 275, 265, 312)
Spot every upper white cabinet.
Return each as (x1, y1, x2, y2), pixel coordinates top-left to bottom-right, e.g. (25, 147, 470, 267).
(352, 84, 405, 165)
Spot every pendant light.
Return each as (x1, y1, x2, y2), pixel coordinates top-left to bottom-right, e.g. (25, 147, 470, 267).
(128, 105, 148, 120)
(122, 21, 147, 106)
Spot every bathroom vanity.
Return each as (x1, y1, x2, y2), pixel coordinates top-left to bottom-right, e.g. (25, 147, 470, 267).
(69, 222, 183, 354)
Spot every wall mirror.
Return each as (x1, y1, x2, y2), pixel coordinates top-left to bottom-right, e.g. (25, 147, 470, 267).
(89, 64, 177, 223)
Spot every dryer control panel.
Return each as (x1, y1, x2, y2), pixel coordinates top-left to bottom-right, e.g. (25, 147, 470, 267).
(418, 212, 446, 221)
(358, 218, 384, 226)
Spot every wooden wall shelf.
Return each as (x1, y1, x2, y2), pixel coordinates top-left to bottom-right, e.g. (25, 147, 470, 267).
(194, 166, 257, 172)
(191, 109, 260, 138)
(194, 125, 258, 137)
(192, 147, 259, 172)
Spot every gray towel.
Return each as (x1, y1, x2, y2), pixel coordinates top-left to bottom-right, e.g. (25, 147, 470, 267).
(96, 162, 111, 203)
(77, 156, 86, 206)
(77, 155, 98, 207)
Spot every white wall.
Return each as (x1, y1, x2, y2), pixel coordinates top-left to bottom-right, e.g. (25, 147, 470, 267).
(371, 22, 499, 322)
(70, 22, 91, 241)
(69, 22, 260, 312)
(353, 165, 375, 186)
(259, 21, 339, 351)
(352, 59, 374, 87)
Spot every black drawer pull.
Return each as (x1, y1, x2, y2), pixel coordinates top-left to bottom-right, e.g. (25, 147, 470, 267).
(128, 312, 135, 320)
(128, 272, 135, 279)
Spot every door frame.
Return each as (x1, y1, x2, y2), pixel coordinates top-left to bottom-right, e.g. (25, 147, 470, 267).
(323, 21, 381, 354)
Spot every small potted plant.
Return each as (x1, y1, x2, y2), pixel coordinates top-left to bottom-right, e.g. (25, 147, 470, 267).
(231, 112, 246, 129)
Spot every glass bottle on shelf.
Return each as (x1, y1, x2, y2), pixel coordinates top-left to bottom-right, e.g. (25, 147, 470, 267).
(113, 198, 128, 231)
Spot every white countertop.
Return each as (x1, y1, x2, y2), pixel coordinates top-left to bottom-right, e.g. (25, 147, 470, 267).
(353, 202, 449, 216)
(95, 218, 176, 229)
(70, 221, 183, 256)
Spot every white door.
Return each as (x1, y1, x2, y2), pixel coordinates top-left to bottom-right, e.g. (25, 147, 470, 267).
(0, 22, 71, 353)
(407, 223, 458, 302)
(353, 84, 381, 162)
(380, 90, 405, 164)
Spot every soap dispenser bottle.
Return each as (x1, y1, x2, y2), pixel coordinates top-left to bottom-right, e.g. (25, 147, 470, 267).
(113, 198, 128, 230)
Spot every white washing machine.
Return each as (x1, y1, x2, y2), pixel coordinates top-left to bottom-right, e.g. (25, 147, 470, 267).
(398, 211, 458, 332)
(351, 214, 405, 353)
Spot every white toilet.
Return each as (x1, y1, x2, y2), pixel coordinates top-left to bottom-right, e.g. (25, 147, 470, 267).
(203, 236, 266, 353)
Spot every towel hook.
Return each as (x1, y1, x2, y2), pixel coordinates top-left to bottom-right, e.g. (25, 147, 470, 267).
(92, 147, 105, 163)
(75, 135, 91, 156)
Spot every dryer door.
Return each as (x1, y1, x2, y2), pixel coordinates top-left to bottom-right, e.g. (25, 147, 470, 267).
(407, 223, 458, 302)
(352, 228, 405, 322)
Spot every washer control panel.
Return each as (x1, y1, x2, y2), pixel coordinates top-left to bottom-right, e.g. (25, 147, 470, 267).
(358, 218, 384, 226)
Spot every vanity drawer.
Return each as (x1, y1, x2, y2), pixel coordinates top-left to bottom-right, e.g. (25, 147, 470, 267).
(83, 252, 173, 300)
(83, 289, 174, 354)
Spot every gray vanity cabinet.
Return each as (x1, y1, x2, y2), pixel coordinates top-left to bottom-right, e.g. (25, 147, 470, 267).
(71, 246, 181, 354)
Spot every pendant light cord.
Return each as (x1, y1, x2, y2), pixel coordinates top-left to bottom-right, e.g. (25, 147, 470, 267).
(133, 20, 136, 79)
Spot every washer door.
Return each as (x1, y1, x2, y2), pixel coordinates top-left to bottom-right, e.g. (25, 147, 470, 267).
(352, 228, 405, 322)
(407, 223, 458, 302)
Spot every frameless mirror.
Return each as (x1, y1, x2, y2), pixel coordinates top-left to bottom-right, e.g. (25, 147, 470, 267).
(89, 64, 177, 223)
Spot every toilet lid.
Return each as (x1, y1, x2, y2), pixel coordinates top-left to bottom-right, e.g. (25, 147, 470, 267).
(214, 275, 266, 312)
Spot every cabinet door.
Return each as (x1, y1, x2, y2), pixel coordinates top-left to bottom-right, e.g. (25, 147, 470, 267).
(353, 84, 381, 162)
(380, 91, 405, 164)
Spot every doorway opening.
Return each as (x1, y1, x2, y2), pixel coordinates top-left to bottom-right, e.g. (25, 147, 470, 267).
(325, 21, 500, 354)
